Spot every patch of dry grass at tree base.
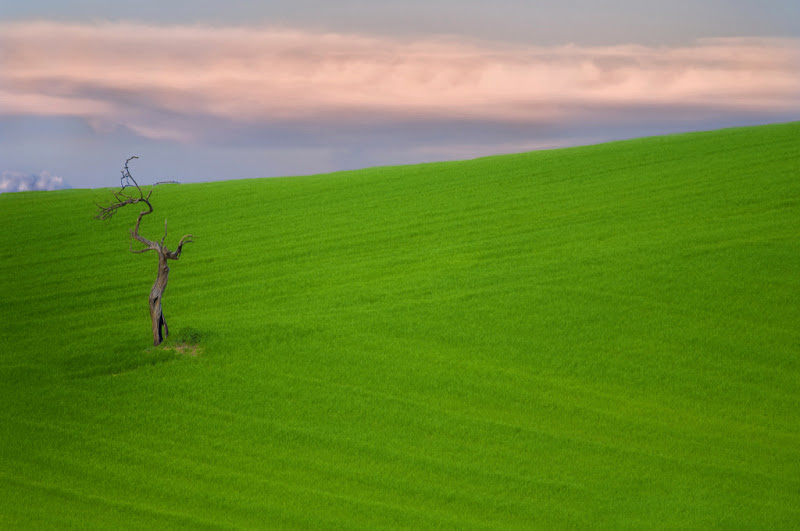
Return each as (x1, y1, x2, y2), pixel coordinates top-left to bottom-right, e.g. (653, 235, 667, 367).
(166, 343, 202, 357)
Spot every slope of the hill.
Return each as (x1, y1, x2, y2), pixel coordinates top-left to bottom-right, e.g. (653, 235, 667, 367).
(1, 122, 799, 527)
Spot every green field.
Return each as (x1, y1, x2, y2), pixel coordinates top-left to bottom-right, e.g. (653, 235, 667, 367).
(1, 122, 799, 527)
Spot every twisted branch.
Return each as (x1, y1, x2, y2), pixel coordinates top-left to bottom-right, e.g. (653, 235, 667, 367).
(166, 234, 194, 260)
(94, 157, 153, 221)
(94, 157, 193, 257)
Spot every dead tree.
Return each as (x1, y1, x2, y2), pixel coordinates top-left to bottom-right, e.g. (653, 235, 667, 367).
(95, 157, 193, 346)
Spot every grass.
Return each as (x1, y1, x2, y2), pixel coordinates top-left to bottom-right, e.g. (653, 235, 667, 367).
(1, 121, 799, 527)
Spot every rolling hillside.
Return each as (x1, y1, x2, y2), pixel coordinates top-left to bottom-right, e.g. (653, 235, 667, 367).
(1, 122, 799, 527)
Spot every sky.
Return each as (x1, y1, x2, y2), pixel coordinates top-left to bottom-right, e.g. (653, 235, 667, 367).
(1, 1, 799, 192)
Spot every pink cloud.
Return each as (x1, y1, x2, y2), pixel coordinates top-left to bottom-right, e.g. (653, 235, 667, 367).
(1, 21, 798, 142)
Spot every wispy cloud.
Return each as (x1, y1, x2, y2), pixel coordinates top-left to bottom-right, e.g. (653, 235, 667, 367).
(0, 170, 68, 193)
(1, 21, 798, 144)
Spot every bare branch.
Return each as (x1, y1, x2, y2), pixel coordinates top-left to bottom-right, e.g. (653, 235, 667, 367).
(130, 201, 154, 236)
(120, 156, 141, 191)
(94, 156, 152, 221)
(160, 219, 168, 247)
(129, 233, 156, 254)
(130, 225, 156, 250)
(177, 234, 193, 249)
(94, 194, 146, 221)
(166, 234, 193, 260)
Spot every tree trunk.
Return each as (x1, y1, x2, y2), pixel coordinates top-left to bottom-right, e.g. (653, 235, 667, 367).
(149, 251, 170, 346)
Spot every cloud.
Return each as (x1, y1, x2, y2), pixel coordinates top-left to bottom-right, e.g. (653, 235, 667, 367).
(1, 21, 798, 145)
(0, 170, 68, 193)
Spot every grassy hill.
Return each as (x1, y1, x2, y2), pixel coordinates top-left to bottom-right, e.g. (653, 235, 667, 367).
(1, 122, 799, 527)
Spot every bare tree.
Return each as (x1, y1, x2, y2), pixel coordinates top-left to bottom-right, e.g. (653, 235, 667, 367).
(95, 157, 193, 346)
